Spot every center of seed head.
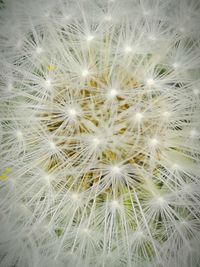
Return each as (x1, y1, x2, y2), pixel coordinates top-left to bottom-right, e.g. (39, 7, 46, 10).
(92, 137, 100, 146)
(110, 165, 121, 174)
(67, 108, 77, 117)
(108, 88, 118, 98)
(82, 69, 89, 77)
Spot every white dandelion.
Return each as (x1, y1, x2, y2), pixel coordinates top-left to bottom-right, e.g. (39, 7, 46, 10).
(0, 0, 200, 267)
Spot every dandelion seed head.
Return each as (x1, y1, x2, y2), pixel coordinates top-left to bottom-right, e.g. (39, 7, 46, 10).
(1, 1, 200, 266)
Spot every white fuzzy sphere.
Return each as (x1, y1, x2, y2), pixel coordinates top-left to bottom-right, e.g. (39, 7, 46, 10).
(0, 0, 200, 266)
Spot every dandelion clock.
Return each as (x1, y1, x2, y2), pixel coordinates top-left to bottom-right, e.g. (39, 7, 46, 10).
(0, 0, 200, 266)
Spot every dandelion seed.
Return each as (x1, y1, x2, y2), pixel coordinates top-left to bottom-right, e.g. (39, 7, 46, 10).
(67, 108, 77, 117)
(172, 62, 179, 69)
(135, 112, 143, 122)
(81, 228, 90, 235)
(16, 130, 23, 139)
(44, 78, 52, 88)
(104, 15, 112, 21)
(36, 46, 43, 54)
(108, 88, 118, 98)
(86, 35, 94, 42)
(179, 27, 185, 33)
(193, 89, 199, 95)
(162, 111, 170, 118)
(43, 174, 51, 183)
(156, 196, 165, 205)
(146, 78, 155, 86)
(49, 141, 56, 150)
(64, 15, 71, 21)
(7, 83, 13, 91)
(92, 137, 101, 147)
(172, 163, 180, 170)
(124, 46, 132, 53)
(190, 129, 198, 138)
(148, 35, 157, 42)
(149, 138, 159, 146)
(81, 69, 89, 77)
(110, 165, 121, 175)
(110, 200, 120, 210)
(71, 193, 79, 202)
(143, 10, 150, 16)
(16, 40, 22, 49)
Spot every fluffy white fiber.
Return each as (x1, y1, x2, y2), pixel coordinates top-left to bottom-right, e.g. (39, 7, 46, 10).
(0, 0, 200, 266)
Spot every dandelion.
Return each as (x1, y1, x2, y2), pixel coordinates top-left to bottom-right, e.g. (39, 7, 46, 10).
(0, 0, 200, 267)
